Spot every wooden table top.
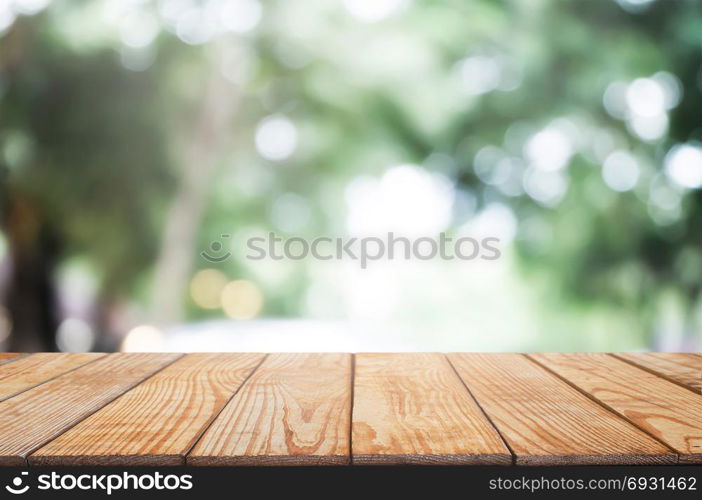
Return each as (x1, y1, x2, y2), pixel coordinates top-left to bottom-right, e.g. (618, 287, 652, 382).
(0, 352, 699, 466)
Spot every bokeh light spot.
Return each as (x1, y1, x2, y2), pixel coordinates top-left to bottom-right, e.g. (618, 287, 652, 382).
(346, 164, 454, 237)
(665, 143, 702, 189)
(190, 269, 229, 310)
(255, 115, 298, 161)
(342, 0, 406, 23)
(525, 127, 573, 172)
(221, 280, 264, 320)
(602, 150, 640, 192)
(523, 168, 568, 207)
(626, 78, 666, 118)
(56, 318, 94, 352)
(456, 55, 501, 96)
(221, 0, 262, 33)
(121, 325, 165, 352)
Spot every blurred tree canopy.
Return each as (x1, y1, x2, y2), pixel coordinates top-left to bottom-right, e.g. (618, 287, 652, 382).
(0, 0, 701, 350)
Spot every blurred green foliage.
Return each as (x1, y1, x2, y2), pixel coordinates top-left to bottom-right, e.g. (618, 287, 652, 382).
(0, 0, 701, 350)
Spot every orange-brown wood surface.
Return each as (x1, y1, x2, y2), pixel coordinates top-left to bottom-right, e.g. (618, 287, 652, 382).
(0, 353, 22, 365)
(352, 353, 511, 465)
(0, 352, 698, 466)
(614, 352, 701, 393)
(531, 353, 702, 464)
(188, 353, 352, 465)
(30, 353, 264, 465)
(0, 353, 104, 402)
(448, 353, 675, 465)
(0, 353, 179, 465)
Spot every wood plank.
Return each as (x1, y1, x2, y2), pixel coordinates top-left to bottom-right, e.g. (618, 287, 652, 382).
(188, 353, 351, 465)
(448, 353, 675, 465)
(531, 353, 702, 464)
(352, 353, 511, 465)
(0, 353, 179, 465)
(614, 352, 701, 393)
(30, 353, 265, 465)
(0, 353, 104, 402)
(0, 353, 23, 365)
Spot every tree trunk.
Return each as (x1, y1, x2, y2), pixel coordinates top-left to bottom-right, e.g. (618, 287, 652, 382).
(2, 193, 60, 351)
(149, 47, 242, 326)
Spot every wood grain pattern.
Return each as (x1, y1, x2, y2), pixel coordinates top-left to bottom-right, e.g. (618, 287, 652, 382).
(0, 353, 104, 402)
(531, 353, 702, 464)
(0, 352, 696, 466)
(448, 353, 675, 465)
(30, 353, 264, 466)
(0, 353, 23, 365)
(188, 353, 351, 465)
(0, 353, 179, 465)
(614, 352, 701, 393)
(352, 353, 511, 465)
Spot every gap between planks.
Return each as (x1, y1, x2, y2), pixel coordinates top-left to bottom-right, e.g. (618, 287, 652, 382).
(0, 353, 27, 366)
(351, 353, 512, 465)
(0, 353, 106, 402)
(524, 354, 680, 460)
(445, 354, 517, 465)
(348, 353, 356, 464)
(2, 352, 697, 467)
(179, 354, 270, 463)
(0, 353, 183, 466)
(187, 353, 353, 466)
(528, 353, 702, 464)
(612, 352, 701, 395)
(448, 353, 675, 465)
(31, 353, 266, 466)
